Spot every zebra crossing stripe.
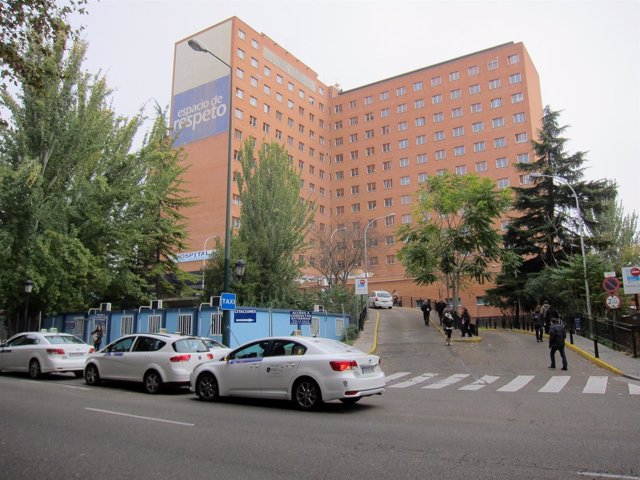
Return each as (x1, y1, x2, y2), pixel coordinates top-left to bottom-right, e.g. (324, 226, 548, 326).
(390, 373, 438, 389)
(459, 375, 500, 391)
(629, 383, 640, 395)
(583, 376, 608, 394)
(423, 373, 470, 389)
(539, 376, 571, 393)
(497, 375, 535, 392)
(385, 372, 411, 382)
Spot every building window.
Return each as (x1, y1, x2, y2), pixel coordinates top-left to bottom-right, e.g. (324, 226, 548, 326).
(418, 172, 428, 183)
(382, 143, 391, 152)
(434, 131, 445, 141)
(350, 168, 359, 177)
(490, 97, 502, 109)
(487, 58, 499, 70)
(401, 195, 411, 205)
(513, 112, 526, 124)
(236, 48, 245, 59)
(383, 161, 392, 171)
(397, 121, 408, 131)
(414, 81, 424, 91)
(454, 145, 466, 156)
(397, 103, 408, 114)
(509, 73, 522, 84)
(396, 86, 407, 96)
(398, 139, 409, 149)
(475, 161, 487, 172)
(435, 149, 446, 160)
(508, 53, 520, 64)
(416, 153, 427, 164)
(380, 91, 389, 101)
(433, 112, 444, 123)
(383, 179, 393, 189)
(489, 78, 501, 90)
(364, 95, 374, 105)
(415, 116, 426, 127)
(351, 185, 360, 195)
(384, 197, 393, 207)
(401, 214, 412, 225)
(368, 200, 377, 210)
(381, 108, 390, 118)
(520, 174, 533, 185)
(453, 126, 464, 137)
(497, 178, 510, 189)
(468, 65, 480, 76)
(414, 99, 425, 109)
(517, 152, 530, 163)
(385, 215, 395, 226)
(472, 121, 484, 133)
(511, 92, 524, 103)
(451, 107, 463, 118)
(336, 188, 344, 198)
(431, 76, 442, 87)
(473, 141, 485, 152)
(515, 132, 528, 143)
(449, 71, 460, 81)
(492, 117, 505, 128)
(238, 29, 245, 40)
(470, 102, 482, 113)
(351, 203, 360, 213)
(335, 171, 344, 180)
(400, 157, 410, 168)
(469, 84, 480, 95)
(416, 135, 426, 145)
(494, 137, 507, 148)
(455, 165, 467, 175)
(450, 89, 462, 100)
(496, 157, 508, 168)
(367, 182, 376, 191)
(432, 94, 442, 104)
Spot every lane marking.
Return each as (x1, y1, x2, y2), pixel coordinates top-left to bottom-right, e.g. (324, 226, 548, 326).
(85, 408, 194, 426)
(497, 375, 534, 392)
(538, 376, 571, 393)
(459, 375, 500, 391)
(390, 373, 437, 389)
(577, 472, 640, 479)
(629, 383, 640, 395)
(583, 376, 608, 394)
(423, 373, 469, 389)
(385, 372, 411, 382)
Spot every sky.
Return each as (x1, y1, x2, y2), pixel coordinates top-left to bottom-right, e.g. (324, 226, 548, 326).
(68, 0, 640, 215)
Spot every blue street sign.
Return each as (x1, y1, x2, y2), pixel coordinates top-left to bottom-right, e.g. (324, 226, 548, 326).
(290, 310, 312, 325)
(221, 292, 237, 311)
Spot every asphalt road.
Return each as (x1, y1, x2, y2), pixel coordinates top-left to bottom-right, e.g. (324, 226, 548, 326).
(0, 307, 638, 480)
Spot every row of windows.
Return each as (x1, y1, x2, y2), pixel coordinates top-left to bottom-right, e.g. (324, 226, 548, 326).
(335, 52, 521, 112)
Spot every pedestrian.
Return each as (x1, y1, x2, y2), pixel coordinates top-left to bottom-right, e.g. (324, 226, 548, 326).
(531, 305, 543, 342)
(540, 300, 551, 334)
(436, 299, 446, 325)
(443, 311, 454, 346)
(91, 324, 104, 351)
(460, 307, 471, 337)
(392, 290, 399, 306)
(421, 299, 432, 326)
(548, 318, 568, 370)
(469, 313, 477, 336)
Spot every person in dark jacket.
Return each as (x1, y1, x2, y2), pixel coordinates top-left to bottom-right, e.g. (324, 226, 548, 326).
(532, 305, 544, 342)
(91, 325, 104, 351)
(421, 299, 432, 326)
(460, 307, 471, 337)
(443, 311, 454, 346)
(548, 318, 567, 370)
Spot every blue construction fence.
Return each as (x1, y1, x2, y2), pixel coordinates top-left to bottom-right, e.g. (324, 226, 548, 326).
(43, 305, 353, 349)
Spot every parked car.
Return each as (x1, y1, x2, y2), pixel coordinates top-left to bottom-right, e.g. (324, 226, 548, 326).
(190, 336, 385, 410)
(0, 330, 94, 379)
(199, 337, 233, 360)
(84, 333, 212, 394)
(367, 290, 393, 309)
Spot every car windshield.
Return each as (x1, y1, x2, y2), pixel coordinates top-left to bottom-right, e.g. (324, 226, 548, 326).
(203, 339, 226, 349)
(173, 338, 209, 353)
(377, 292, 391, 298)
(44, 335, 86, 345)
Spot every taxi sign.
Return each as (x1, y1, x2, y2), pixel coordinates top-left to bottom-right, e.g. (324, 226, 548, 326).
(220, 292, 237, 310)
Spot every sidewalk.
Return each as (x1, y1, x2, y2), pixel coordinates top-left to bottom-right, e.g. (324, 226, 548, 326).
(354, 310, 640, 381)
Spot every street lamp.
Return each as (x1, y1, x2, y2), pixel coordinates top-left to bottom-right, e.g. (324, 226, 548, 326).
(363, 214, 395, 283)
(201, 235, 218, 291)
(189, 38, 234, 346)
(24, 279, 33, 332)
(530, 173, 596, 352)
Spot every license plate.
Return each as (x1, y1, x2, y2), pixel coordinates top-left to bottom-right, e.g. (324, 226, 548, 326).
(69, 352, 85, 357)
(361, 365, 376, 374)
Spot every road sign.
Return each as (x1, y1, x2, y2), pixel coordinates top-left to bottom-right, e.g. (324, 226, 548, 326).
(220, 292, 237, 310)
(602, 277, 620, 293)
(631, 266, 640, 277)
(605, 295, 620, 309)
(622, 266, 640, 294)
(355, 278, 368, 295)
(290, 310, 312, 325)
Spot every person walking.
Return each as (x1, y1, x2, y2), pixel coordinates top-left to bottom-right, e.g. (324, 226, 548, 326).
(548, 318, 568, 370)
(532, 305, 543, 342)
(443, 311, 454, 346)
(91, 324, 104, 351)
(436, 299, 446, 325)
(540, 300, 551, 334)
(469, 313, 478, 337)
(460, 307, 471, 337)
(421, 299, 432, 326)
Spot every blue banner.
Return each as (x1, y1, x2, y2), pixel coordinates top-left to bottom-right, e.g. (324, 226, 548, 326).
(171, 75, 230, 146)
(234, 309, 257, 323)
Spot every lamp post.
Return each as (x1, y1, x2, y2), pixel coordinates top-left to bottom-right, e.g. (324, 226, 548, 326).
(201, 235, 218, 291)
(23, 279, 33, 332)
(188, 39, 234, 346)
(530, 173, 597, 355)
(363, 214, 395, 284)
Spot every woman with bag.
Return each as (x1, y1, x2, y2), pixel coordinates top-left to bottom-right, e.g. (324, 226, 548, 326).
(91, 325, 104, 351)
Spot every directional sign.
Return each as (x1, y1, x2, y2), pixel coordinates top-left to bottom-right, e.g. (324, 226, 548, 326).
(602, 277, 620, 293)
(220, 292, 237, 311)
(606, 295, 620, 309)
(290, 310, 312, 325)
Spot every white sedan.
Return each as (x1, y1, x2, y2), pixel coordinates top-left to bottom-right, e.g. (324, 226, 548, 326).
(190, 336, 385, 410)
(84, 333, 212, 394)
(0, 330, 94, 378)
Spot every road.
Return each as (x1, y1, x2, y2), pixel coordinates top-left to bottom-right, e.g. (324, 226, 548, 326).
(0, 307, 638, 480)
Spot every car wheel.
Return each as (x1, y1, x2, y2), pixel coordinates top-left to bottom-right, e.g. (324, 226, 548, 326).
(143, 370, 163, 394)
(339, 397, 361, 405)
(293, 377, 322, 411)
(85, 364, 101, 386)
(74, 371, 84, 378)
(196, 372, 219, 402)
(28, 359, 41, 379)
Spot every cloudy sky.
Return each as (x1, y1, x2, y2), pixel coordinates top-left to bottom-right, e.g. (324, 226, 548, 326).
(70, 0, 639, 215)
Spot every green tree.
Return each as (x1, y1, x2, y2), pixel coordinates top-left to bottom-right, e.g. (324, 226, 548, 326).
(204, 140, 315, 308)
(488, 106, 617, 313)
(398, 172, 511, 311)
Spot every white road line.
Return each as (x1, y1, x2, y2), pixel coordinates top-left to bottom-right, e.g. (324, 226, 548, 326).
(64, 385, 90, 391)
(497, 375, 535, 392)
(385, 372, 411, 382)
(390, 373, 438, 388)
(538, 376, 571, 393)
(577, 471, 640, 479)
(423, 374, 469, 389)
(459, 375, 500, 391)
(85, 408, 194, 426)
(583, 376, 608, 394)
(629, 383, 640, 395)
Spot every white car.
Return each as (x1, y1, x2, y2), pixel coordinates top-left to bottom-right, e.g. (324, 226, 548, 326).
(84, 333, 212, 394)
(368, 290, 393, 309)
(190, 336, 385, 410)
(199, 337, 233, 360)
(0, 330, 94, 379)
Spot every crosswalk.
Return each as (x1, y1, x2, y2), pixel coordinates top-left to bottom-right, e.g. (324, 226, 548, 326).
(385, 371, 640, 395)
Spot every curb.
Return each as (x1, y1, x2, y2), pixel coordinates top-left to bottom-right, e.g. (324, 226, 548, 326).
(366, 311, 381, 355)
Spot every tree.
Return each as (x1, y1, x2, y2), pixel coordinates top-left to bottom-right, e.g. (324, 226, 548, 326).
(398, 172, 511, 311)
(205, 140, 315, 308)
(488, 106, 617, 312)
(0, 0, 87, 95)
